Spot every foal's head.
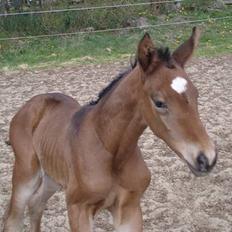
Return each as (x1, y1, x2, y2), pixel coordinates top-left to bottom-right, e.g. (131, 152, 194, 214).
(138, 27, 217, 176)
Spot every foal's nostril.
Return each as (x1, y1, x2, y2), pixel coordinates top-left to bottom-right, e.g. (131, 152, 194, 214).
(196, 152, 209, 172)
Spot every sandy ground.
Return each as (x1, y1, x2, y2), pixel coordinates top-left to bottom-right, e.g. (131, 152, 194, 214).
(0, 56, 232, 232)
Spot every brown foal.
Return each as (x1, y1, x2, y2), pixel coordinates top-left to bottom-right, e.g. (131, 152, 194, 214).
(4, 27, 217, 232)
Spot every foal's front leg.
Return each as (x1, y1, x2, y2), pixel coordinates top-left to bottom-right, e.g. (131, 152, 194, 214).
(110, 187, 143, 232)
(67, 202, 94, 232)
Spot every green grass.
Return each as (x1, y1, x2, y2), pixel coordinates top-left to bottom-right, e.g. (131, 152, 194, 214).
(0, 7, 231, 70)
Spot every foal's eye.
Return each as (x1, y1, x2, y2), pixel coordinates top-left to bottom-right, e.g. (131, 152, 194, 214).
(154, 100, 167, 109)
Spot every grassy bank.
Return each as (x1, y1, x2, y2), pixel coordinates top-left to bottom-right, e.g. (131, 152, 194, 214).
(0, 7, 231, 70)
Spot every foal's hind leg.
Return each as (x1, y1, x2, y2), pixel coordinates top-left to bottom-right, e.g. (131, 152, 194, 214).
(28, 174, 60, 232)
(4, 157, 41, 232)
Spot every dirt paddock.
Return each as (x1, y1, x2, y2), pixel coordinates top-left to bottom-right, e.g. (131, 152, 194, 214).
(0, 56, 232, 232)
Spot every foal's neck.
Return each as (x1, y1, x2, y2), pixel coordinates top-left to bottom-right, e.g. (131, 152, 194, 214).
(94, 66, 146, 162)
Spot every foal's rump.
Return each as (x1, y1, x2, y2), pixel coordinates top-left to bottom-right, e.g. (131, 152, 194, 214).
(10, 92, 80, 145)
(9, 93, 81, 184)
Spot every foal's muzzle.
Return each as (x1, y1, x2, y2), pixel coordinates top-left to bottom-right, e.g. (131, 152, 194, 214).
(188, 150, 218, 177)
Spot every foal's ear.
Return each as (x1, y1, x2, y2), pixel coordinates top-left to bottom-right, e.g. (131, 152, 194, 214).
(137, 33, 155, 71)
(172, 27, 201, 67)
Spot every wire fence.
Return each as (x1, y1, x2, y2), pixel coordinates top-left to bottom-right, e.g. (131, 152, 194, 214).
(0, 0, 231, 45)
(0, 1, 231, 68)
(0, 0, 182, 17)
(0, 15, 231, 41)
(0, 0, 185, 41)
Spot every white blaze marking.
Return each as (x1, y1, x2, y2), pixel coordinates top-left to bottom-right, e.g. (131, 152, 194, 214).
(171, 76, 187, 94)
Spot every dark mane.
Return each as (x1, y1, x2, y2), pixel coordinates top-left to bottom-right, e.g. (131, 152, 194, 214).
(89, 47, 172, 106)
(89, 59, 137, 105)
(157, 47, 171, 63)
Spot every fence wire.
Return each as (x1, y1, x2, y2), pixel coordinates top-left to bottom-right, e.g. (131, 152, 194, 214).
(0, 1, 182, 17)
(0, 15, 231, 41)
